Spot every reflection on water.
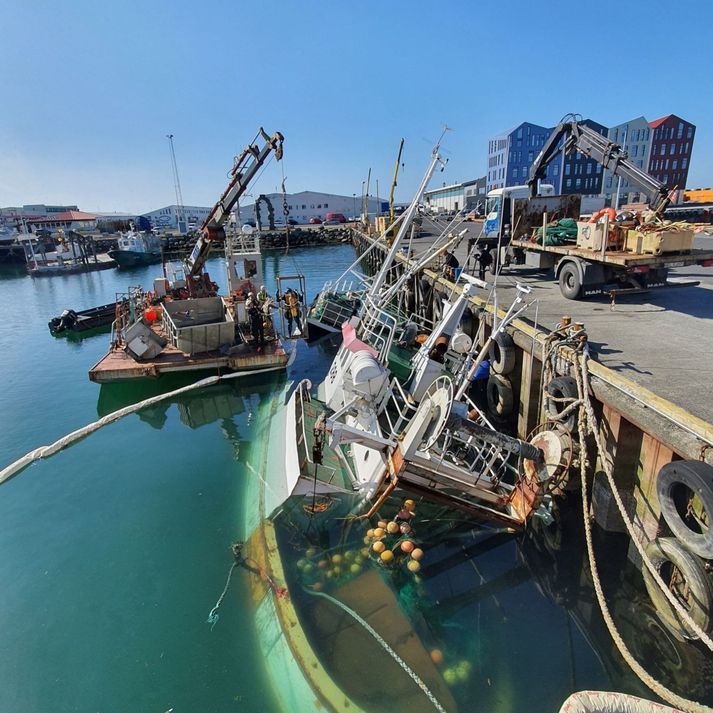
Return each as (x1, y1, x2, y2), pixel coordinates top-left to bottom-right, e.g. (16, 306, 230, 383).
(273, 489, 713, 712)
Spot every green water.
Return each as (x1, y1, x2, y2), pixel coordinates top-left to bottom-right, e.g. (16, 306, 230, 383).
(1, 246, 711, 712)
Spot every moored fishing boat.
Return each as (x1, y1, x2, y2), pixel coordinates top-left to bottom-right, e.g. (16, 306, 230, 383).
(108, 224, 163, 267)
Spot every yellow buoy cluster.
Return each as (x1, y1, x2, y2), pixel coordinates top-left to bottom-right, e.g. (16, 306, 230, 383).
(296, 544, 370, 593)
(428, 648, 474, 687)
(362, 498, 425, 573)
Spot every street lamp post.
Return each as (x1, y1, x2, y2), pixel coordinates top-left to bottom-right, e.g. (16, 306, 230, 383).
(352, 193, 356, 218)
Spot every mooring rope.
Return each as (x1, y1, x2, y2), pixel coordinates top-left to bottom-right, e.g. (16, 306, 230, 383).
(574, 354, 713, 713)
(303, 587, 449, 713)
(0, 351, 296, 486)
(206, 562, 238, 630)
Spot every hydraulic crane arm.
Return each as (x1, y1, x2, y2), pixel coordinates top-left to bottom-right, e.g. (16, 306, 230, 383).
(185, 128, 284, 278)
(389, 138, 405, 224)
(528, 119, 671, 214)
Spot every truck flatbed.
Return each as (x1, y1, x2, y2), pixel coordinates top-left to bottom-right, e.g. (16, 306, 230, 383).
(509, 238, 713, 268)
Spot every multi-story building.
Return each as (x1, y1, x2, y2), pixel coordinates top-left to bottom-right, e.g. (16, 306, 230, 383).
(487, 122, 557, 192)
(487, 122, 577, 194)
(601, 116, 652, 206)
(647, 114, 695, 196)
(424, 177, 487, 213)
(464, 177, 487, 210)
(560, 119, 608, 198)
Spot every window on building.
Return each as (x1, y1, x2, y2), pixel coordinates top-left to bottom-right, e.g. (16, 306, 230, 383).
(586, 163, 592, 174)
(302, 205, 306, 209)
(632, 145, 638, 157)
(660, 144, 666, 155)
(663, 174, 669, 184)
(672, 160, 678, 170)
(575, 178, 581, 188)
(566, 179, 572, 188)
(596, 164, 601, 174)
(553, 164, 559, 176)
(324, 203, 328, 208)
(565, 164, 571, 176)
(687, 126, 693, 139)
(664, 159, 669, 169)
(670, 144, 676, 155)
(677, 122, 684, 139)
(512, 168, 518, 179)
(682, 158, 688, 169)
(684, 142, 690, 153)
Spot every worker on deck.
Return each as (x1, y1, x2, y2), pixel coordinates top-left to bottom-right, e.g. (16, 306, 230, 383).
(282, 288, 303, 336)
(248, 298, 265, 348)
(477, 247, 492, 281)
(442, 249, 459, 281)
(257, 285, 270, 305)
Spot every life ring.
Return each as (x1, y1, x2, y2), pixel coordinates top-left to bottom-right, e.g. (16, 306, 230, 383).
(488, 332, 516, 375)
(657, 460, 713, 559)
(544, 376, 579, 432)
(642, 537, 713, 640)
(486, 374, 514, 418)
(588, 207, 616, 224)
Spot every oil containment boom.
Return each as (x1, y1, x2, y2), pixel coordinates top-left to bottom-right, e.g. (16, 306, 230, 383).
(185, 128, 284, 279)
(528, 115, 672, 215)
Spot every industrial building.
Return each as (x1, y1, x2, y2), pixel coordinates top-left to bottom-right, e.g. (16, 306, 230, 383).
(142, 205, 212, 232)
(238, 191, 386, 225)
(423, 178, 486, 213)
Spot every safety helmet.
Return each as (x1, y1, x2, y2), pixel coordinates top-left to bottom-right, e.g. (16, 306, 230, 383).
(248, 292, 254, 297)
(260, 285, 266, 291)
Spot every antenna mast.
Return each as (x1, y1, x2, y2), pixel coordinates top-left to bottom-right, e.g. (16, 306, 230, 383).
(166, 133, 186, 234)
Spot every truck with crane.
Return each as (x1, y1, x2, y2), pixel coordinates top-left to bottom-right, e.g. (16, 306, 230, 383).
(488, 115, 713, 299)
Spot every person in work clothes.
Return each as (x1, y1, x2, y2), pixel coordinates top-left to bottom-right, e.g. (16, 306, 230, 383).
(477, 247, 492, 281)
(248, 299, 265, 347)
(282, 288, 302, 335)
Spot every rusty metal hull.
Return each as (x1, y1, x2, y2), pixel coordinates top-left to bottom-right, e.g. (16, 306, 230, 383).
(88, 342, 288, 382)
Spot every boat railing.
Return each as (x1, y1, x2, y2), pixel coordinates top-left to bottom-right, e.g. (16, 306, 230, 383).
(358, 295, 398, 363)
(379, 377, 418, 439)
(226, 233, 260, 256)
(294, 379, 342, 487)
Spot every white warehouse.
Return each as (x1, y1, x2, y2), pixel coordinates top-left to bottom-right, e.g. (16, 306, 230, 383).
(238, 191, 386, 225)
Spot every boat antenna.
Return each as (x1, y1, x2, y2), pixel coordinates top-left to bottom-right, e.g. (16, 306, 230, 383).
(166, 133, 186, 234)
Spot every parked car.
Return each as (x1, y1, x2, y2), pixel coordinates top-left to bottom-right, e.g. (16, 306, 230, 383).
(465, 209, 483, 221)
(325, 212, 347, 223)
(309, 217, 322, 225)
(287, 218, 298, 226)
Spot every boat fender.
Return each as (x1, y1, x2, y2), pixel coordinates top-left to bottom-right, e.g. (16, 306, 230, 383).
(486, 374, 514, 418)
(559, 690, 683, 712)
(642, 537, 713, 640)
(488, 332, 516, 375)
(657, 460, 713, 559)
(588, 208, 617, 224)
(544, 376, 578, 432)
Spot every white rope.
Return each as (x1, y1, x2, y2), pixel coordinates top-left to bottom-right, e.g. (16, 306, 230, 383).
(304, 587, 449, 713)
(0, 354, 295, 486)
(575, 354, 713, 712)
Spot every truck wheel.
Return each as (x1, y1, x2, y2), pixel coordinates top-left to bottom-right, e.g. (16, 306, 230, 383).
(559, 263, 582, 300)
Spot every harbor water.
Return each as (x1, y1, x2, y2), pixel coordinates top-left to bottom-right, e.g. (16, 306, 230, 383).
(0, 245, 710, 712)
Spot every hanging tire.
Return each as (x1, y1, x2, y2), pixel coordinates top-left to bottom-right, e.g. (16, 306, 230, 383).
(488, 332, 516, 375)
(657, 460, 713, 559)
(544, 376, 578, 432)
(486, 374, 513, 418)
(558, 262, 582, 300)
(642, 537, 713, 640)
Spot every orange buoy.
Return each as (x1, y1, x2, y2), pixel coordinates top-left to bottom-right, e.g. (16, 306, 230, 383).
(430, 649, 444, 665)
(145, 308, 157, 322)
(400, 540, 415, 554)
(411, 548, 424, 561)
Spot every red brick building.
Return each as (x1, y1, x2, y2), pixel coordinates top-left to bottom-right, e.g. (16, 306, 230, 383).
(647, 114, 695, 192)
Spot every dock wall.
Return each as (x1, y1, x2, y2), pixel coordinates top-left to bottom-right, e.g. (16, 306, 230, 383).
(351, 230, 713, 559)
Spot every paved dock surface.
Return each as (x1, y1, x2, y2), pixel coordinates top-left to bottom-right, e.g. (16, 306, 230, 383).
(414, 216, 713, 424)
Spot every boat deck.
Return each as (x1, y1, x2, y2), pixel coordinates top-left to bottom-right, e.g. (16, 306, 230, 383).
(89, 334, 288, 382)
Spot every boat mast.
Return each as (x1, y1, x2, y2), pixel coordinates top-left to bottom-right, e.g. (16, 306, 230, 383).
(166, 133, 186, 234)
(369, 144, 445, 298)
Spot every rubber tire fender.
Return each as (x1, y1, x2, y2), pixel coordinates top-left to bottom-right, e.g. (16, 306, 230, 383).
(657, 460, 713, 559)
(558, 261, 582, 300)
(488, 332, 516, 375)
(544, 376, 578, 432)
(642, 537, 713, 640)
(486, 374, 514, 418)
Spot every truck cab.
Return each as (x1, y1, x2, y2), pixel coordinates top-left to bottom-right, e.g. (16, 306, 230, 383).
(484, 184, 555, 239)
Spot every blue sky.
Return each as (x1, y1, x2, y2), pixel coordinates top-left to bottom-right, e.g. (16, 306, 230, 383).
(2, 0, 712, 213)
